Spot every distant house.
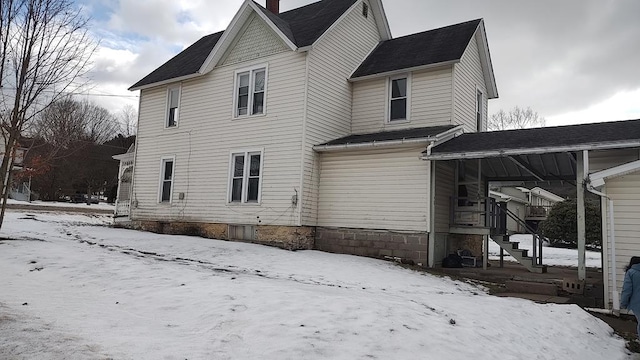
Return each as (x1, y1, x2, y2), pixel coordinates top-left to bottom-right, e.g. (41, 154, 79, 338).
(0, 138, 30, 202)
(490, 186, 564, 233)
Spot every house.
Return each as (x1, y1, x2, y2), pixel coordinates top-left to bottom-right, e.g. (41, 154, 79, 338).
(489, 186, 564, 233)
(118, 0, 640, 311)
(120, 0, 497, 265)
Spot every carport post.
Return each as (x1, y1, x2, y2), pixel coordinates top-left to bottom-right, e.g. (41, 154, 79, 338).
(577, 151, 587, 280)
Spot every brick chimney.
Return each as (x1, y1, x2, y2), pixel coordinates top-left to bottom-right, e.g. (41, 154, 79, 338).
(267, 0, 280, 14)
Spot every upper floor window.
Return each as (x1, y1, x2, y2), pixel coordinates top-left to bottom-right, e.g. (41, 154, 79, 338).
(476, 89, 483, 131)
(388, 75, 410, 122)
(234, 65, 267, 118)
(166, 86, 181, 128)
(229, 150, 263, 204)
(159, 157, 175, 203)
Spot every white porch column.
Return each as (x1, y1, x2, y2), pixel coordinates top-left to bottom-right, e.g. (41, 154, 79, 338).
(577, 151, 586, 280)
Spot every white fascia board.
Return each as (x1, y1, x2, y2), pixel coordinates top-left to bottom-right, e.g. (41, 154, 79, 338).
(530, 187, 564, 202)
(476, 20, 498, 99)
(370, 0, 392, 40)
(423, 140, 640, 161)
(128, 73, 201, 92)
(349, 60, 458, 82)
(313, 126, 464, 153)
(589, 159, 640, 188)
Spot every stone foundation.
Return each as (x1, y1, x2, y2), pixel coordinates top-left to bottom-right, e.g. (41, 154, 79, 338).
(447, 234, 484, 257)
(123, 221, 314, 251)
(315, 227, 429, 266)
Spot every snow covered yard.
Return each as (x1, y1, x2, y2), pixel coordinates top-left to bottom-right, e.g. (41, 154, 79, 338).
(489, 234, 603, 268)
(0, 211, 632, 360)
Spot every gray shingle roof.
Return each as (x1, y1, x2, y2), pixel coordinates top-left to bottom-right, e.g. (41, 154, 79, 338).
(351, 19, 481, 79)
(429, 119, 640, 157)
(318, 125, 457, 147)
(130, 0, 357, 90)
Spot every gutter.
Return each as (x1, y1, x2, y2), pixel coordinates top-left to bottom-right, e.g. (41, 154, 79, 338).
(313, 126, 463, 153)
(424, 140, 640, 161)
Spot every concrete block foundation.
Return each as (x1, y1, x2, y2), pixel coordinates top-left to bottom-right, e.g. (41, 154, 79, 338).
(315, 227, 429, 266)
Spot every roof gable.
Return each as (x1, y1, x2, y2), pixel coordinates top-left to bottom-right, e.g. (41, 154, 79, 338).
(351, 19, 482, 79)
(130, 0, 384, 91)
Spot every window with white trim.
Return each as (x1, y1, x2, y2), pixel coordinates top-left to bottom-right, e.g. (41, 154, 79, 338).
(235, 66, 267, 118)
(159, 158, 174, 203)
(229, 151, 263, 203)
(476, 89, 483, 131)
(166, 86, 180, 127)
(389, 76, 408, 122)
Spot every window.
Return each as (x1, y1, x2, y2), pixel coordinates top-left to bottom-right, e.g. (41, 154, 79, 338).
(235, 66, 267, 118)
(159, 158, 175, 203)
(166, 86, 180, 127)
(389, 75, 409, 122)
(476, 89, 483, 131)
(229, 151, 263, 203)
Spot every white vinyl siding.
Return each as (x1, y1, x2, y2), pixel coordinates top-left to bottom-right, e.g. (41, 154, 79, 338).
(454, 33, 487, 133)
(302, 0, 381, 226)
(222, 13, 288, 66)
(434, 161, 455, 234)
(351, 66, 453, 134)
(592, 149, 640, 308)
(133, 49, 306, 226)
(317, 147, 429, 232)
(603, 171, 640, 309)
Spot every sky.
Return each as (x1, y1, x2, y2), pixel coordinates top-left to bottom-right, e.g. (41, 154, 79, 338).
(77, 0, 640, 127)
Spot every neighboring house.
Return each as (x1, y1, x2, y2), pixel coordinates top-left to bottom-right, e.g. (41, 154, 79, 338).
(489, 186, 564, 233)
(0, 138, 30, 202)
(119, 0, 497, 264)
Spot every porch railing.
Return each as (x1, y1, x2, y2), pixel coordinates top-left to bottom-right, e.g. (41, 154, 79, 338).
(115, 201, 130, 218)
(450, 197, 544, 266)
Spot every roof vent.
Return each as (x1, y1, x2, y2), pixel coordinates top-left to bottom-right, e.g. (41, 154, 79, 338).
(362, 3, 369, 18)
(267, 0, 280, 14)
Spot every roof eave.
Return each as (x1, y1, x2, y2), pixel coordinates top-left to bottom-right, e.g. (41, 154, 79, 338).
(128, 73, 203, 91)
(422, 140, 640, 161)
(589, 159, 640, 188)
(476, 20, 498, 99)
(350, 60, 459, 82)
(370, 0, 392, 40)
(314, 125, 463, 153)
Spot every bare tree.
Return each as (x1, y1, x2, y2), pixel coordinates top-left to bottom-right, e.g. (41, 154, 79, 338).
(0, 0, 96, 227)
(488, 106, 546, 131)
(31, 97, 119, 148)
(118, 104, 137, 136)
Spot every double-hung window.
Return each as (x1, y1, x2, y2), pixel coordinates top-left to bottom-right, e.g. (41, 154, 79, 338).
(235, 66, 267, 118)
(389, 75, 409, 122)
(476, 89, 483, 131)
(229, 151, 263, 203)
(166, 86, 181, 127)
(159, 157, 175, 203)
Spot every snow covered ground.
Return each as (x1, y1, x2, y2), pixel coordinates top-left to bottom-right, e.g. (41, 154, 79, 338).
(489, 234, 602, 268)
(4, 198, 115, 211)
(0, 211, 632, 360)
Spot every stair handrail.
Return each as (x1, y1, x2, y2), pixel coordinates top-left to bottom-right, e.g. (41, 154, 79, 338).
(493, 205, 545, 266)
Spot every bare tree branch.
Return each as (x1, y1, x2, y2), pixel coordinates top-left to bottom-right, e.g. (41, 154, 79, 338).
(488, 106, 546, 131)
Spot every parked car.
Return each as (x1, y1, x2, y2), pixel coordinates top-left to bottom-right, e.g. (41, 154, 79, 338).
(70, 194, 99, 204)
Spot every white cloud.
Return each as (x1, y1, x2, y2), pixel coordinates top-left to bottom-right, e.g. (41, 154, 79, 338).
(547, 88, 640, 126)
